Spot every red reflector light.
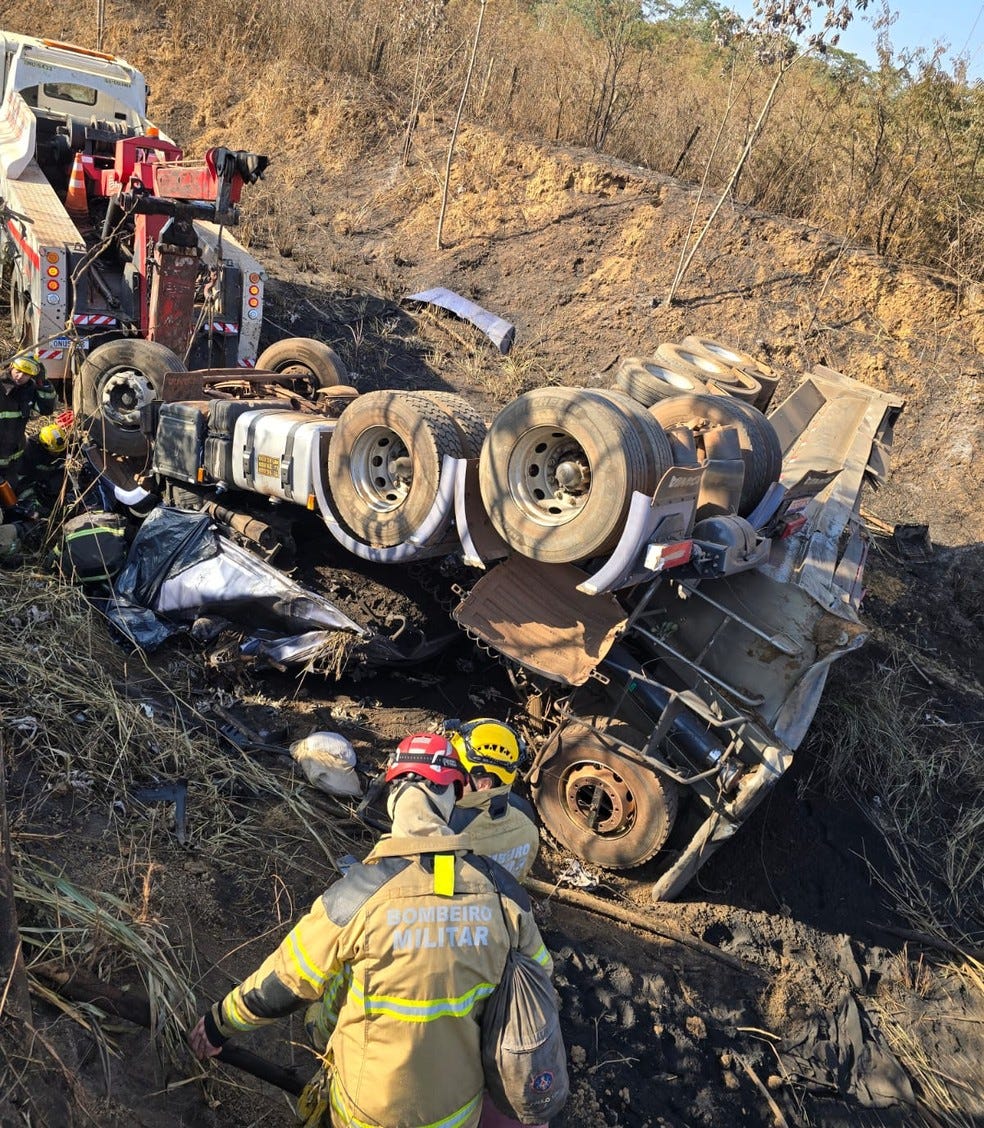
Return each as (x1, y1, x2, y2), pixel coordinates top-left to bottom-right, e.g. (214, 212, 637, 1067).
(47, 265, 59, 277)
(46, 280, 59, 291)
(248, 297, 259, 308)
(248, 285, 260, 296)
(646, 539, 693, 572)
(779, 514, 808, 539)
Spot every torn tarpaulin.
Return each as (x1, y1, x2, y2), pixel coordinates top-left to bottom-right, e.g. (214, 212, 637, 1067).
(104, 507, 369, 665)
(780, 991, 916, 1109)
(405, 287, 516, 354)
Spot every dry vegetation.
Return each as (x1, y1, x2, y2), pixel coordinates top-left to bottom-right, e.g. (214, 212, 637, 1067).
(0, 570, 365, 1105)
(809, 646, 983, 944)
(89, 0, 984, 295)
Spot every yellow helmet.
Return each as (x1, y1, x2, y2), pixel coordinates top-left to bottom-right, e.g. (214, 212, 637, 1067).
(10, 356, 44, 380)
(38, 424, 67, 455)
(447, 718, 524, 787)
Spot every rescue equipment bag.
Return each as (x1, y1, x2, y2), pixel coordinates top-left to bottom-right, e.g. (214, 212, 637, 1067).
(57, 511, 128, 584)
(481, 867, 569, 1124)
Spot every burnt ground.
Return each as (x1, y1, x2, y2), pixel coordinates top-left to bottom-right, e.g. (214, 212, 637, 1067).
(2, 7, 984, 1124)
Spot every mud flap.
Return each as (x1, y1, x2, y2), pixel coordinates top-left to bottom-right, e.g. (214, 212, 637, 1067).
(453, 555, 626, 685)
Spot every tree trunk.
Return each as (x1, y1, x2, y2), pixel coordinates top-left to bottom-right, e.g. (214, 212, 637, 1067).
(436, 0, 489, 250)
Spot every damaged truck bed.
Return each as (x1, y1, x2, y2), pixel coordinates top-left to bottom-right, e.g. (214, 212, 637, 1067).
(454, 366, 903, 900)
(89, 338, 902, 900)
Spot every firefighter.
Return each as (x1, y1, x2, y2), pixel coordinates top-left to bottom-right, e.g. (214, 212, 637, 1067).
(447, 718, 540, 884)
(188, 733, 553, 1128)
(304, 721, 544, 1121)
(0, 356, 58, 502)
(19, 423, 68, 515)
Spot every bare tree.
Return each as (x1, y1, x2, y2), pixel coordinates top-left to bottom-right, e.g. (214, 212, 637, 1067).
(662, 0, 869, 307)
(437, 0, 489, 250)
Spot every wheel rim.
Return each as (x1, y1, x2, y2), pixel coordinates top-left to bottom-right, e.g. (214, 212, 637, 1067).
(507, 425, 593, 528)
(272, 363, 319, 398)
(349, 425, 414, 513)
(11, 287, 31, 347)
(100, 367, 156, 428)
(561, 759, 638, 839)
(696, 342, 740, 365)
(643, 363, 697, 390)
(677, 348, 727, 376)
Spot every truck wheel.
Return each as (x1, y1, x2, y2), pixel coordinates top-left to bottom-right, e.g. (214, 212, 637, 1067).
(648, 393, 782, 515)
(478, 387, 655, 564)
(613, 357, 708, 405)
(656, 341, 763, 405)
(680, 335, 781, 412)
(256, 338, 347, 396)
(589, 388, 675, 481)
(327, 391, 465, 547)
(80, 340, 185, 458)
(10, 281, 32, 348)
(414, 391, 488, 458)
(533, 716, 679, 869)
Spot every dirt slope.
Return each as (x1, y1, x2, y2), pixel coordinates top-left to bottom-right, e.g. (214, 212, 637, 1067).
(1, 7, 983, 1128)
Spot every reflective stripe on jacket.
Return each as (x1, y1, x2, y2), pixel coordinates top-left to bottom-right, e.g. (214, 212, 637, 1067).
(0, 380, 58, 472)
(211, 833, 551, 1128)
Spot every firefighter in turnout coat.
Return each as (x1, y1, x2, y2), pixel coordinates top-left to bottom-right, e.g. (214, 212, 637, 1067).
(0, 357, 57, 500)
(447, 718, 539, 884)
(189, 733, 553, 1128)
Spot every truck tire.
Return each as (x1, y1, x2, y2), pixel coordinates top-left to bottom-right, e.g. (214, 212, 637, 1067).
(656, 341, 763, 405)
(80, 340, 185, 459)
(478, 387, 655, 564)
(256, 337, 347, 395)
(702, 373, 763, 404)
(655, 341, 736, 381)
(533, 715, 679, 869)
(648, 393, 782, 515)
(327, 391, 465, 547)
(680, 335, 781, 412)
(10, 279, 32, 348)
(613, 356, 708, 405)
(414, 391, 488, 458)
(590, 388, 675, 481)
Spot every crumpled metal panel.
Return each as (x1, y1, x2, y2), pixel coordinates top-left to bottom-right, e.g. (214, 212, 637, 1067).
(453, 554, 625, 685)
(406, 286, 516, 354)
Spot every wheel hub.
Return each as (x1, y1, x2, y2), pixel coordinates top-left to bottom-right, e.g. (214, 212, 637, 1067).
(508, 426, 592, 525)
(350, 426, 413, 512)
(101, 368, 155, 427)
(562, 761, 636, 838)
(554, 458, 590, 492)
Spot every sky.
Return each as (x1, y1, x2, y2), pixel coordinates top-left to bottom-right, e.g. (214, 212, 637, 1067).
(728, 1, 984, 80)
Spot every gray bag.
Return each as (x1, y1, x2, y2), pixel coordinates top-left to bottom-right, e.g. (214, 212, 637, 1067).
(482, 887, 569, 1123)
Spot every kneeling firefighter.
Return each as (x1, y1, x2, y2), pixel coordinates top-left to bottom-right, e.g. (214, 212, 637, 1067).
(189, 733, 553, 1128)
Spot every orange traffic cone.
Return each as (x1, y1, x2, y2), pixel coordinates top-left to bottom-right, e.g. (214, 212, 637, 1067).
(65, 152, 88, 217)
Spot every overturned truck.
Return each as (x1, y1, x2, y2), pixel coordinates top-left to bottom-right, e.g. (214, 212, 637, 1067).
(116, 335, 902, 901)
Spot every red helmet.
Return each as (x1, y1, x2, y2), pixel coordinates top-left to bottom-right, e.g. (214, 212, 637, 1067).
(385, 733, 467, 792)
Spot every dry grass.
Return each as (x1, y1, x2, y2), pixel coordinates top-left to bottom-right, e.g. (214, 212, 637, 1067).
(807, 645, 984, 1126)
(871, 973, 984, 1128)
(0, 564, 364, 1071)
(6, 0, 982, 284)
(808, 645, 983, 947)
